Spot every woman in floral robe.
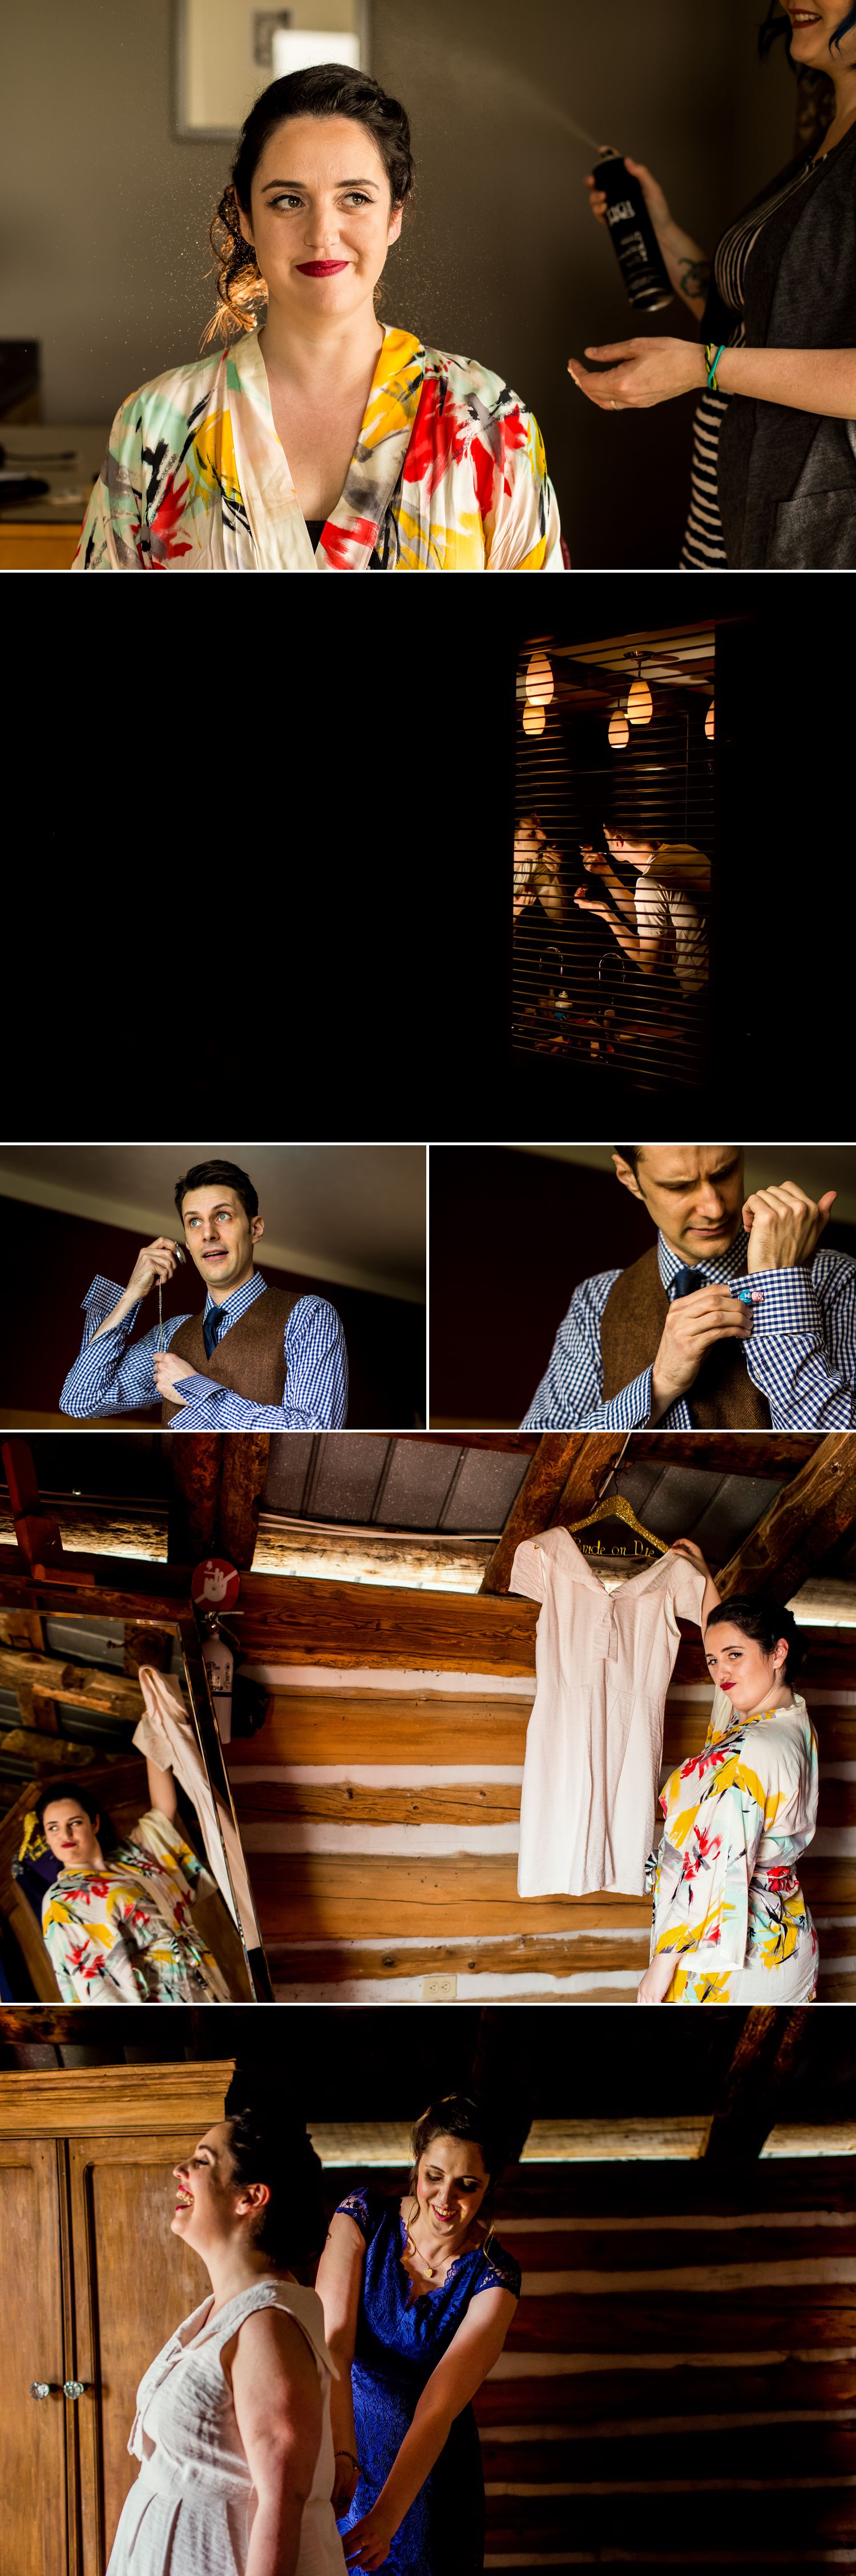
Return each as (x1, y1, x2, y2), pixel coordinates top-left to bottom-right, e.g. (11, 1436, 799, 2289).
(32, 1767, 230, 2004)
(640, 1568, 819, 2006)
(74, 65, 562, 573)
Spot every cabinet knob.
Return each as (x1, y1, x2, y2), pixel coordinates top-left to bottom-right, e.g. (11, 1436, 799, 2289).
(30, 2380, 89, 2400)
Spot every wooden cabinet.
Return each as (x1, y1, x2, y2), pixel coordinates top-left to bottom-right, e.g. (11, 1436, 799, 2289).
(0, 2062, 233, 2576)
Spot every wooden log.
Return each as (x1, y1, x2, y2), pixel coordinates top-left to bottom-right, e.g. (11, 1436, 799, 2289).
(505, 2292, 856, 2354)
(224, 1693, 535, 1768)
(239, 1579, 542, 1671)
(0, 1651, 144, 1720)
(217, 1434, 271, 1569)
(248, 1853, 651, 1939)
(266, 1935, 651, 1982)
(232, 1780, 524, 1827)
(479, 2424, 856, 2485)
(718, 1433, 856, 1603)
(474, 2355, 856, 2426)
(167, 1435, 222, 1563)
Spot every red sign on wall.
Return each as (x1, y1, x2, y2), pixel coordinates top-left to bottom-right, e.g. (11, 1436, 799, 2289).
(191, 1557, 240, 1613)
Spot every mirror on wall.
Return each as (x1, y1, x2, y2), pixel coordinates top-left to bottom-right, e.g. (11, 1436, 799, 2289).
(175, 0, 370, 137)
(0, 1588, 270, 2005)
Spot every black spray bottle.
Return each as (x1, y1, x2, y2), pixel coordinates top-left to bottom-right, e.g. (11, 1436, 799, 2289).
(595, 150, 673, 312)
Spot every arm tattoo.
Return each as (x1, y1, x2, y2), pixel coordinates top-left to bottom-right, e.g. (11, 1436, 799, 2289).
(679, 256, 712, 297)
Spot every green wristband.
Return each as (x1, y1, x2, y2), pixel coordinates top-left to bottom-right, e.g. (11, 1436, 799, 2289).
(705, 341, 726, 391)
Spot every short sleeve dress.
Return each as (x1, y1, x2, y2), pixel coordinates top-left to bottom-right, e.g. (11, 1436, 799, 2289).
(106, 2279, 345, 2576)
(648, 1686, 819, 2002)
(41, 1809, 230, 2002)
(335, 2187, 520, 2576)
(510, 1529, 706, 1897)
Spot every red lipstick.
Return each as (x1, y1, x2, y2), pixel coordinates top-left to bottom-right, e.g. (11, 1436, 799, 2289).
(296, 259, 349, 276)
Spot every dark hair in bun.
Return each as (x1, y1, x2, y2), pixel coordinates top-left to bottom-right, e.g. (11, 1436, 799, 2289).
(225, 2072, 325, 2273)
(409, 2092, 507, 2220)
(705, 1593, 806, 1681)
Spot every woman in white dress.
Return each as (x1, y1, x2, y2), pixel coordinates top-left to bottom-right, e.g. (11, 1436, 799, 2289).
(107, 2099, 346, 2576)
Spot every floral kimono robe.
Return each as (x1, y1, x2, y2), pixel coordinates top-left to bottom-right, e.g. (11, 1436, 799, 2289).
(648, 1688, 819, 2003)
(41, 1809, 231, 2003)
(72, 324, 563, 571)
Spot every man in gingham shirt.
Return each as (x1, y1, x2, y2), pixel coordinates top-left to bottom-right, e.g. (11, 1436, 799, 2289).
(522, 1147, 856, 1432)
(60, 1157, 348, 1431)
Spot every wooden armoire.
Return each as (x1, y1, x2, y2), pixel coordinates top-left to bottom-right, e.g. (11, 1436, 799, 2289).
(0, 2060, 233, 2576)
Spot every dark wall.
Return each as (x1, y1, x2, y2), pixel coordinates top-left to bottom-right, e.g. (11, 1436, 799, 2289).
(429, 1150, 856, 1427)
(0, 1199, 425, 1430)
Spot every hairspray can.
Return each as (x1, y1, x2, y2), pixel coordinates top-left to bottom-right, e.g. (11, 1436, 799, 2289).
(595, 150, 673, 312)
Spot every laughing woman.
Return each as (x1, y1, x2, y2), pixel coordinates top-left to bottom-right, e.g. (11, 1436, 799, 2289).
(316, 2094, 519, 2574)
(107, 2102, 345, 2575)
(74, 65, 562, 572)
(574, 1, 856, 569)
(639, 1557, 819, 2006)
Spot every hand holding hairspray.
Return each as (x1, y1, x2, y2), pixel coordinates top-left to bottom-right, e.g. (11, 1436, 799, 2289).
(594, 149, 673, 311)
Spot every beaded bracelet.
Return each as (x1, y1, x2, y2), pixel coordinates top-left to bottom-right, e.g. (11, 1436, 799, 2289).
(705, 341, 726, 392)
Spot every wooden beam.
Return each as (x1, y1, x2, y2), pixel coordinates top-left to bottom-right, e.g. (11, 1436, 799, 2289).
(718, 1434, 856, 1604)
(703, 2010, 809, 2162)
(167, 1435, 222, 1563)
(625, 1431, 819, 1477)
(481, 1436, 627, 1594)
(217, 1434, 270, 1570)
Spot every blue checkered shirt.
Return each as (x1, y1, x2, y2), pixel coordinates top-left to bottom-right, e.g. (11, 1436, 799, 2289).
(60, 1268, 348, 1430)
(520, 1229, 856, 1431)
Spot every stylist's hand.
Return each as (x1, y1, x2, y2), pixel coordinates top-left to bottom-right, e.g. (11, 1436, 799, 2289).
(585, 155, 673, 241)
(744, 1182, 837, 1272)
(126, 1238, 181, 1302)
(580, 845, 609, 875)
(332, 2455, 360, 2515)
(650, 1286, 753, 1417)
(568, 337, 707, 409)
(574, 886, 608, 915)
(153, 1351, 196, 1406)
(343, 2505, 397, 2571)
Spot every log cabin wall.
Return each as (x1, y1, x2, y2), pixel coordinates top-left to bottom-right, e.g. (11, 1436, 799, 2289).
(225, 1579, 856, 2005)
(332, 2154, 856, 2575)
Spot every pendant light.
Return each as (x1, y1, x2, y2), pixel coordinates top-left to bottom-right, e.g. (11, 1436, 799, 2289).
(627, 653, 653, 726)
(523, 700, 546, 736)
(525, 651, 554, 707)
(705, 698, 715, 741)
(608, 702, 629, 750)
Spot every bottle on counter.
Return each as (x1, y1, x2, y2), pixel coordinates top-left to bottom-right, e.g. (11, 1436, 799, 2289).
(595, 150, 673, 312)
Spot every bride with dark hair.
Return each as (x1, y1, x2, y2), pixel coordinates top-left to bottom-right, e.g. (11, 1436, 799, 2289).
(639, 1556, 820, 2006)
(74, 62, 562, 572)
(316, 2092, 519, 2575)
(106, 2088, 345, 2576)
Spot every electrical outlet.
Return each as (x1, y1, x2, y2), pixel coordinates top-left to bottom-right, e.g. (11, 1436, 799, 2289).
(422, 1974, 457, 2002)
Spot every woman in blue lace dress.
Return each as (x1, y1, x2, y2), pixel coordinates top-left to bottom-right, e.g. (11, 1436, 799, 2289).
(315, 2094, 520, 2575)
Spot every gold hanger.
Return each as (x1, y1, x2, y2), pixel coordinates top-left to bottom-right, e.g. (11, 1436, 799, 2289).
(566, 1489, 668, 1558)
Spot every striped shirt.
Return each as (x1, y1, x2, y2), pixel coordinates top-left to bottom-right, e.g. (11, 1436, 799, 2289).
(521, 1228, 856, 1432)
(60, 1269, 348, 1430)
(681, 159, 821, 569)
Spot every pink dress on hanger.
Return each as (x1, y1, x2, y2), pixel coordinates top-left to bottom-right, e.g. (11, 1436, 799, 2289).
(510, 1527, 706, 1897)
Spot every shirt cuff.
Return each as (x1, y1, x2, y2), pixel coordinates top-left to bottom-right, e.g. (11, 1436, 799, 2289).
(81, 1276, 140, 1342)
(739, 1267, 822, 1334)
(168, 1371, 224, 1411)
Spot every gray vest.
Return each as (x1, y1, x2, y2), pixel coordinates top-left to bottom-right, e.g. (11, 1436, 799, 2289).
(702, 123, 856, 569)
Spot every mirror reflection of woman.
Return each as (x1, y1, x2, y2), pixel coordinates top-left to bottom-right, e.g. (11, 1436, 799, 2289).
(74, 65, 562, 573)
(639, 1549, 819, 2004)
(316, 2094, 519, 2574)
(107, 2103, 345, 2576)
(35, 1765, 231, 2002)
(571, 2, 856, 569)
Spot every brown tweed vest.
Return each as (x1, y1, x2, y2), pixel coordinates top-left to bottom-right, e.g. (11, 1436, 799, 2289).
(600, 1246, 771, 1429)
(161, 1281, 300, 1423)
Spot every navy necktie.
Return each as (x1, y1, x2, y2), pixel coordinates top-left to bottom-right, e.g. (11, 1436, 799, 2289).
(672, 1266, 706, 1297)
(203, 1307, 228, 1361)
